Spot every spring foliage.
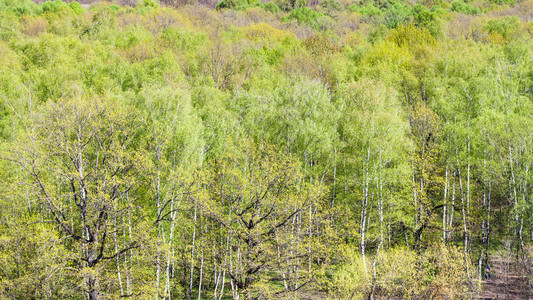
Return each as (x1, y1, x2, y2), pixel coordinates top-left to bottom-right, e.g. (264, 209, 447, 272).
(0, 0, 532, 299)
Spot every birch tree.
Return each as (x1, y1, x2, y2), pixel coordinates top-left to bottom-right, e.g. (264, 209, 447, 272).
(7, 96, 151, 300)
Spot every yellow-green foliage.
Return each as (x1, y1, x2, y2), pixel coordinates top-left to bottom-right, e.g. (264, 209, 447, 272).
(0, 12, 19, 40)
(0, 1, 532, 299)
(242, 22, 296, 44)
(333, 247, 371, 299)
(19, 15, 48, 36)
(420, 244, 477, 298)
(374, 247, 419, 297)
(334, 245, 475, 299)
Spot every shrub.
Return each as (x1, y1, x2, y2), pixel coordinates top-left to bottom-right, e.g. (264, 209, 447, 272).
(412, 4, 442, 36)
(114, 26, 152, 49)
(69, 1, 85, 15)
(332, 245, 475, 299)
(303, 34, 339, 56)
(349, 3, 383, 16)
(243, 23, 295, 43)
(0, 0, 41, 16)
(491, 0, 515, 6)
(263, 2, 280, 13)
(384, 0, 412, 28)
(138, 0, 159, 9)
(288, 7, 321, 22)
(386, 24, 436, 57)
(161, 27, 207, 52)
(109, 4, 121, 12)
(320, 0, 344, 13)
(333, 248, 371, 299)
(88, 5, 118, 37)
(215, 0, 261, 10)
(20, 15, 48, 36)
(451, 0, 481, 15)
(374, 247, 419, 298)
(0, 12, 19, 40)
(119, 42, 154, 62)
(486, 16, 520, 38)
(420, 244, 476, 298)
(39, 0, 69, 14)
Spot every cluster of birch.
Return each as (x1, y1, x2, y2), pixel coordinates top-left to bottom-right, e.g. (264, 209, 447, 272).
(0, 0, 533, 299)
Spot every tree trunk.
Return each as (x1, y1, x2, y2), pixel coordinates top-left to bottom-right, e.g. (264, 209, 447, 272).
(443, 165, 448, 242)
(188, 203, 198, 300)
(88, 275, 99, 300)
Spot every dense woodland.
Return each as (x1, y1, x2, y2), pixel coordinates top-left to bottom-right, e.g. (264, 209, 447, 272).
(0, 0, 532, 298)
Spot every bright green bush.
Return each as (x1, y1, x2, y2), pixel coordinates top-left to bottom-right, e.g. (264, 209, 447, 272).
(115, 26, 153, 49)
(39, 0, 69, 14)
(486, 16, 520, 38)
(263, 2, 280, 13)
(383, 0, 412, 28)
(139, 0, 160, 7)
(162, 27, 208, 52)
(0, 0, 41, 16)
(451, 0, 481, 15)
(349, 3, 383, 16)
(68, 1, 85, 15)
(135, 0, 159, 14)
(286, 6, 327, 30)
(412, 4, 441, 36)
(215, 0, 261, 10)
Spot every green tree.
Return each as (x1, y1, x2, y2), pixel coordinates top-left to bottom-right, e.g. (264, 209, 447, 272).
(195, 140, 330, 299)
(337, 78, 412, 266)
(7, 97, 151, 299)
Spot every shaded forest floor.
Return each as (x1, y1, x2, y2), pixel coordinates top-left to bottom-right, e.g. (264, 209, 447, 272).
(479, 255, 531, 300)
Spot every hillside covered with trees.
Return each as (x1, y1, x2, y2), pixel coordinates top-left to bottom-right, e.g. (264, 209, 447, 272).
(0, 0, 532, 298)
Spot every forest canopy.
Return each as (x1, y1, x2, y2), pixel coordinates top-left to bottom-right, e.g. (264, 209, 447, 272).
(0, 0, 532, 299)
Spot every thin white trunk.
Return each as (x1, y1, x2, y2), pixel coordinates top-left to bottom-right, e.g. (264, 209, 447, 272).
(275, 215, 289, 291)
(466, 139, 471, 255)
(361, 147, 370, 273)
(308, 200, 313, 277)
(448, 171, 456, 240)
(113, 202, 124, 296)
(197, 249, 204, 300)
(443, 165, 448, 242)
(127, 200, 134, 295)
(509, 145, 524, 250)
(189, 204, 198, 299)
(155, 164, 161, 299)
(378, 153, 384, 248)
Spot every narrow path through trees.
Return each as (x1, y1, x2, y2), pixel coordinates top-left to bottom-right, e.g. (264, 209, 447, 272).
(480, 255, 530, 300)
